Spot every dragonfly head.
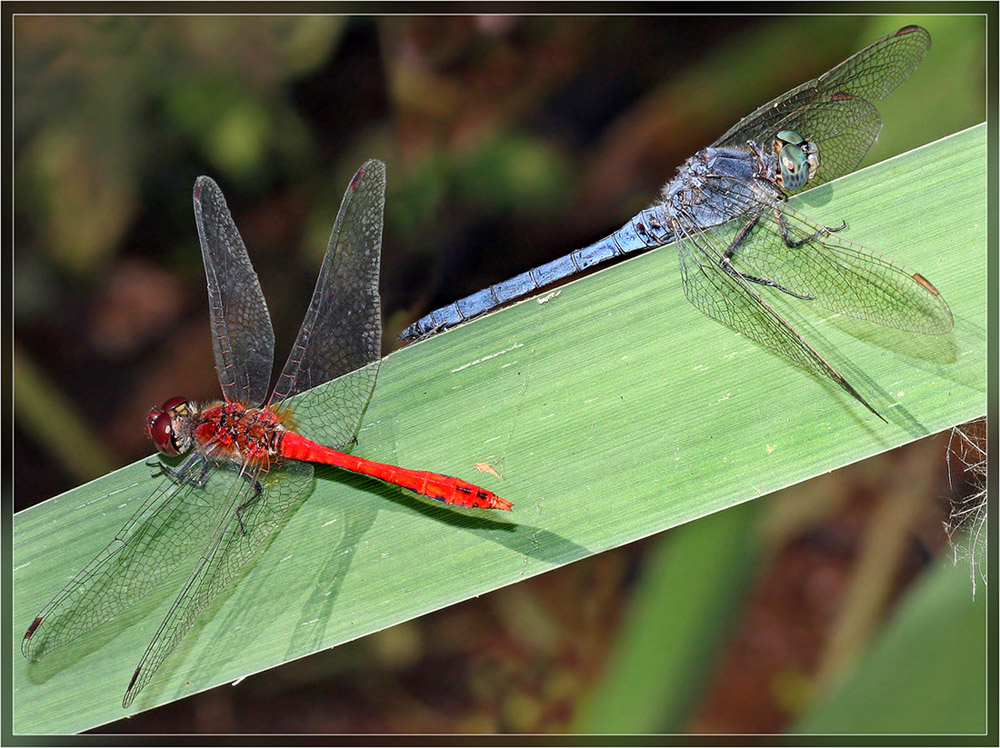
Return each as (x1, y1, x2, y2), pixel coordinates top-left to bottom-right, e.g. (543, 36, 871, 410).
(773, 130, 820, 192)
(147, 396, 195, 456)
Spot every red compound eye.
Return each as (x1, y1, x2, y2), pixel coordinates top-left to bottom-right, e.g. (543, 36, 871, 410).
(148, 411, 179, 455)
(147, 397, 189, 455)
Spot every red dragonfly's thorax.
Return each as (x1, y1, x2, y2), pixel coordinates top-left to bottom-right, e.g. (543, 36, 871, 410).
(194, 402, 289, 465)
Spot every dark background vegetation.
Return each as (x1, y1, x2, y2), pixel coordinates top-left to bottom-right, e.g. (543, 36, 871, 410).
(14, 14, 986, 733)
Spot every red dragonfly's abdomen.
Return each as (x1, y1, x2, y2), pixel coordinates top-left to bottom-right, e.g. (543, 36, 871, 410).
(279, 432, 511, 511)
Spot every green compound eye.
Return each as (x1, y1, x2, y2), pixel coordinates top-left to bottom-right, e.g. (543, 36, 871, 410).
(777, 139, 810, 191)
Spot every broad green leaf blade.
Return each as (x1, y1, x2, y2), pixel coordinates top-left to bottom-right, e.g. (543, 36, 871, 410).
(14, 125, 985, 733)
(791, 549, 986, 733)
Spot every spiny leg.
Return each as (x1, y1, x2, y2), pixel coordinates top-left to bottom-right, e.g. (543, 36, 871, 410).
(234, 475, 265, 537)
(148, 456, 213, 488)
(772, 204, 847, 248)
(720, 211, 813, 300)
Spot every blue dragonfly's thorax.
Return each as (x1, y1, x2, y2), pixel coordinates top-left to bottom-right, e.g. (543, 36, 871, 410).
(658, 146, 781, 230)
(702, 146, 761, 181)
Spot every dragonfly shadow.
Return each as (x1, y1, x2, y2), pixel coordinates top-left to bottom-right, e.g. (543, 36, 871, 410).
(262, 466, 591, 666)
(825, 313, 967, 431)
(791, 181, 838, 211)
(935, 314, 986, 394)
(272, 465, 383, 659)
(356, 473, 592, 562)
(827, 314, 958, 367)
(272, 468, 591, 659)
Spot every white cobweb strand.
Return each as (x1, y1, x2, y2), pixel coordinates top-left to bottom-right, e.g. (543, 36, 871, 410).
(945, 419, 987, 598)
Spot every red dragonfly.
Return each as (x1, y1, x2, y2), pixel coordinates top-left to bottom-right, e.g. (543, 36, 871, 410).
(22, 160, 510, 709)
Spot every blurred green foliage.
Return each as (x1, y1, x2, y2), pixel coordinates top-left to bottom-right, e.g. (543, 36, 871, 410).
(15, 17, 347, 273)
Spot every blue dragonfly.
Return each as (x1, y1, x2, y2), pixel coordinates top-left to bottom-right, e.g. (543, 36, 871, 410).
(398, 25, 953, 419)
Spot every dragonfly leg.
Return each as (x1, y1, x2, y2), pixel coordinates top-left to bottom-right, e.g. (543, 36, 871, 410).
(721, 212, 763, 262)
(234, 477, 264, 536)
(720, 212, 813, 300)
(148, 456, 212, 488)
(772, 205, 848, 248)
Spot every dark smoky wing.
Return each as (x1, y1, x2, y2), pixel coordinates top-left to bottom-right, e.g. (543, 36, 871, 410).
(270, 160, 385, 449)
(193, 177, 276, 408)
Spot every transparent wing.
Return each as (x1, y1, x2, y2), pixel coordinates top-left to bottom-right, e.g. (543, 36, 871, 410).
(270, 160, 386, 449)
(727, 201, 954, 335)
(673, 211, 880, 416)
(713, 25, 930, 187)
(122, 459, 314, 708)
(193, 177, 276, 407)
(22, 453, 227, 661)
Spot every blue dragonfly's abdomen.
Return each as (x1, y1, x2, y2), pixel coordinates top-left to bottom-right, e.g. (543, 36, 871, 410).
(398, 206, 673, 341)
